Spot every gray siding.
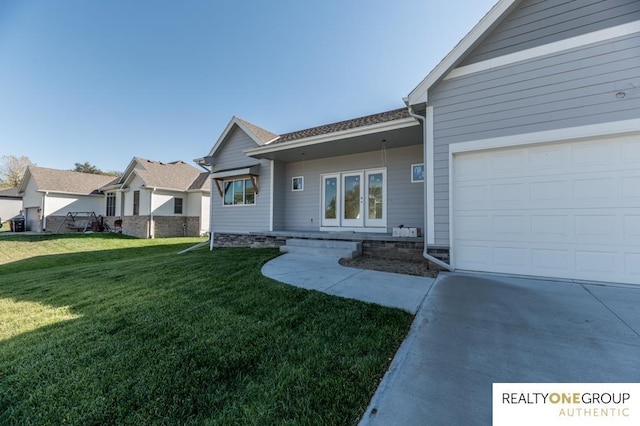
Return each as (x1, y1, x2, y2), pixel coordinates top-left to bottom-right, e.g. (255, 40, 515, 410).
(462, 0, 640, 65)
(282, 145, 424, 232)
(211, 126, 271, 233)
(431, 32, 640, 245)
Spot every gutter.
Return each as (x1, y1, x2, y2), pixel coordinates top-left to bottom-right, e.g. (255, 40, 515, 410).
(209, 175, 214, 250)
(404, 99, 454, 272)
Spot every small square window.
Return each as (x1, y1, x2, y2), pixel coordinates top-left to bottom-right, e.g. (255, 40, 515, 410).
(292, 176, 304, 191)
(411, 164, 425, 183)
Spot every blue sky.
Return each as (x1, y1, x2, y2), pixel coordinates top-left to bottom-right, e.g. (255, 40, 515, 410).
(0, 0, 497, 173)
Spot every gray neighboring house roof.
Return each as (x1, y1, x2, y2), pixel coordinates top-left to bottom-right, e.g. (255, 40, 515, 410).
(0, 187, 22, 199)
(119, 157, 210, 192)
(273, 108, 411, 144)
(19, 166, 115, 195)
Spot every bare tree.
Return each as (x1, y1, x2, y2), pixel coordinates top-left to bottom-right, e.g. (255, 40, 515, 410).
(0, 155, 33, 187)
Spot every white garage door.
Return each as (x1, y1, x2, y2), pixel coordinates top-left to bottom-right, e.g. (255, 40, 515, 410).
(452, 134, 640, 285)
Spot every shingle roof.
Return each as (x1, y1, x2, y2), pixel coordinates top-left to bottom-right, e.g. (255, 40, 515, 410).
(0, 187, 22, 198)
(235, 117, 279, 144)
(25, 166, 115, 195)
(272, 108, 411, 144)
(131, 158, 208, 191)
(188, 172, 211, 191)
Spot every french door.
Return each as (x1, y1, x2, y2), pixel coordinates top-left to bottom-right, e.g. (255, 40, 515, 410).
(321, 168, 386, 230)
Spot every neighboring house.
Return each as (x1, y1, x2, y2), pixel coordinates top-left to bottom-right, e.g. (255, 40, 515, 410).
(405, 0, 640, 284)
(0, 187, 22, 223)
(18, 166, 115, 232)
(102, 157, 210, 238)
(199, 110, 425, 254)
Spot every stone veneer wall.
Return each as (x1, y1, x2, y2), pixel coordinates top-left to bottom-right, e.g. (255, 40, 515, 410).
(211, 232, 450, 269)
(213, 233, 287, 249)
(44, 215, 203, 239)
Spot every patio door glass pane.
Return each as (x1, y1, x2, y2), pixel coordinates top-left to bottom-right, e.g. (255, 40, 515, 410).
(343, 174, 361, 220)
(368, 172, 383, 220)
(324, 177, 337, 219)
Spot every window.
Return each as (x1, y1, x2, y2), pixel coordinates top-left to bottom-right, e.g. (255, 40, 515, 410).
(174, 197, 183, 214)
(292, 176, 304, 191)
(223, 178, 255, 205)
(411, 163, 425, 183)
(133, 190, 140, 215)
(106, 192, 116, 216)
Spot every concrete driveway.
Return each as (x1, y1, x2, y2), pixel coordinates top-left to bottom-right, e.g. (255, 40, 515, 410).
(360, 272, 640, 425)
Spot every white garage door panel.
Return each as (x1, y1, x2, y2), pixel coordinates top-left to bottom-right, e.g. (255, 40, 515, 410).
(452, 134, 640, 285)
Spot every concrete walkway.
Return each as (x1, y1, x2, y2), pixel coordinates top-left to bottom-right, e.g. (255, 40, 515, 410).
(359, 272, 640, 425)
(261, 253, 434, 314)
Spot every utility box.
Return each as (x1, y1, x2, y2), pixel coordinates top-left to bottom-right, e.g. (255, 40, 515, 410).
(392, 227, 421, 238)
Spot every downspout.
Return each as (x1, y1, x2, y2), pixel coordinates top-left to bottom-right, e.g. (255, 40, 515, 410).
(404, 99, 454, 271)
(209, 175, 215, 250)
(42, 191, 48, 232)
(149, 187, 155, 239)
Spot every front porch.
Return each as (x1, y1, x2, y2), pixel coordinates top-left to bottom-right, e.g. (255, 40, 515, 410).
(212, 230, 449, 264)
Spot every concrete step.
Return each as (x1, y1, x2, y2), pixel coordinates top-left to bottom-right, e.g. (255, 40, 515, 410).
(280, 238, 362, 259)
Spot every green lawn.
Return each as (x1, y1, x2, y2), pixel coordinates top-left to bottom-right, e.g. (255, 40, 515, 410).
(0, 234, 411, 425)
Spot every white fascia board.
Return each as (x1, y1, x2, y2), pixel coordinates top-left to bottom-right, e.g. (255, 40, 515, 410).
(407, 0, 519, 106)
(142, 186, 188, 193)
(37, 190, 104, 197)
(449, 118, 640, 154)
(244, 118, 419, 157)
(446, 20, 640, 81)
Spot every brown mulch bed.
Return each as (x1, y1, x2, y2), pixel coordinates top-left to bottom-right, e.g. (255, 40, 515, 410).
(339, 256, 437, 278)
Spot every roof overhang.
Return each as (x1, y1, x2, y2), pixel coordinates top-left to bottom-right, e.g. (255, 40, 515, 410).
(37, 190, 104, 197)
(407, 0, 520, 106)
(245, 117, 421, 162)
(210, 164, 260, 179)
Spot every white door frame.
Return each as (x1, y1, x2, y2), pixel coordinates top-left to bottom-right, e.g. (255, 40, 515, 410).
(320, 168, 387, 232)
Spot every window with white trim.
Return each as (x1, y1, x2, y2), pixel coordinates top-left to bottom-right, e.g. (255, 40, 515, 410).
(223, 178, 255, 205)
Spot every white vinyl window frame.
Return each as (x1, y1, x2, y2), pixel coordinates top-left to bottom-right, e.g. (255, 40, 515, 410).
(292, 176, 304, 191)
(411, 163, 425, 183)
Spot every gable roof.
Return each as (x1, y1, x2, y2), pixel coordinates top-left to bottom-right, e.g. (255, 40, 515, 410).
(408, 0, 520, 105)
(207, 116, 279, 157)
(119, 157, 209, 192)
(19, 166, 115, 195)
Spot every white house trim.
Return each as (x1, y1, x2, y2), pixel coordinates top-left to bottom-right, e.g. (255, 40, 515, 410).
(445, 20, 640, 81)
(269, 159, 274, 232)
(448, 118, 640, 155)
(425, 106, 435, 245)
(244, 118, 419, 157)
(408, 0, 519, 105)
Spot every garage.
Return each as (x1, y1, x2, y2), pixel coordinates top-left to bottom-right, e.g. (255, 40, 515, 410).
(451, 134, 640, 285)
